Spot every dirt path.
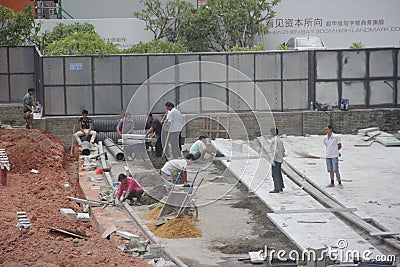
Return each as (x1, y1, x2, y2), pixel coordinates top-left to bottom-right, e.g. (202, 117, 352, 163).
(0, 129, 149, 266)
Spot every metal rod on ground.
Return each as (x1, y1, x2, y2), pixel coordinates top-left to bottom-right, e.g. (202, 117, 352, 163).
(176, 169, 200, 218)
(176, 177, 205, 218)
(70, 125, 75, 155)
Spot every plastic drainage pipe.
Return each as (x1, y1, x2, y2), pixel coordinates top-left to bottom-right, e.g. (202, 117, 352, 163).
(103, 136, 125, 161)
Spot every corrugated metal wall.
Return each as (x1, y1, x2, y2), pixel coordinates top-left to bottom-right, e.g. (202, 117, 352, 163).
(1, 47, 399, 115)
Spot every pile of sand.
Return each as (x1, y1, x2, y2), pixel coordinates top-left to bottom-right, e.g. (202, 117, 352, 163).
(140, 204, 164, 221)
(147, 217, 202, 239)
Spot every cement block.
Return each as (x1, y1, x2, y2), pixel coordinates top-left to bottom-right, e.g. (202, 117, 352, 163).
(76, 213, 90, 222)
(60, 208, 76, 216)
(116, 230, 140, 240)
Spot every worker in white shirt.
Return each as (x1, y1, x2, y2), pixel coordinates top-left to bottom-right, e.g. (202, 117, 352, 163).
(160, 153, 195, 192)
(162, 102, 183, 158)
(324, 125, 343, 188)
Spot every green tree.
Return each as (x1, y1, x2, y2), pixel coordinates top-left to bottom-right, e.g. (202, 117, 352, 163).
(134, 0, 194, 43)
(0, 5, 40, 46)
(229, 43, 266, 52)
(181, 0, 281, 51)
(123, 39, 187, 54)
(41, 23, 119, 56)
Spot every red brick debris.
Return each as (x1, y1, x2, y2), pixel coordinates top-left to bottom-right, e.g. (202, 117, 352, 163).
(0, 129, 150, 267)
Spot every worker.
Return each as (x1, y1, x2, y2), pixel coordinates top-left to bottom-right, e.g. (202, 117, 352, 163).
(22, 88, 38, 129)
(116, 173, 144, 206)
(116, 112, 134, 138)
(269, 127, 285, 193)
(324, 124, 343, 188)
(160, 153, 195, 191)
(189, 135, 211, 160)
(74, 109, 97, 146)
(162, 102, 183, 158)
(146, 113, 163, 157)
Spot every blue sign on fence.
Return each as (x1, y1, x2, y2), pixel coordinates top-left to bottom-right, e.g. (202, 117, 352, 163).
(69, 63, 83, 71)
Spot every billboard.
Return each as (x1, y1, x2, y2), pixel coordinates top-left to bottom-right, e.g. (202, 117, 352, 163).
(37, 18, 153, 50)
(262, 0, 400, 49)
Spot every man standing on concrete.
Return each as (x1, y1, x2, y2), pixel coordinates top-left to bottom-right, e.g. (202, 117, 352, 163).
(116, 173, 144, 206)
(162, 102, 183, 158)
(269, 128, 285, 193)
(146, 113, 163, 157)
(324, 125, 343, 188)
(160, 154, 195, 191)
(74, 110, 97, 146)
(22, 88, 38, 129)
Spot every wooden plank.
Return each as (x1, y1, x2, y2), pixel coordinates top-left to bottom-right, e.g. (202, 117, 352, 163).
(354, 139, 375, 147)
(49, 227, 87, 240)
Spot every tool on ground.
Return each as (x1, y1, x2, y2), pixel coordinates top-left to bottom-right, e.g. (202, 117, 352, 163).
(176, 176, 205, 218)
(70, 125, 75, 155)
(176, 169, 200, 218)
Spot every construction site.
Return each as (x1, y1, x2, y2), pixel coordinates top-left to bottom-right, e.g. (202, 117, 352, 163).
(1, 106, 400, 266)
(1, 4, 400, 265)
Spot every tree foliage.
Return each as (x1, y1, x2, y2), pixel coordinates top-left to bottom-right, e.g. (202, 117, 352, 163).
(196, 0, 280, 51)
(41, 23, 119, 56)
(134, 0, 194, 43)
(229, 43, 266, 52)
(349, 41, 364, 49)
(0, 5, 40, 46)
(123, 39, 186, 54)
(136, 0, 281, 52)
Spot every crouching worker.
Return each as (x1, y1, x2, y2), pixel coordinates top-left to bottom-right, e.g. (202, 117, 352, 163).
(116, 174, 144, 206)
(160, 153, 194, 192)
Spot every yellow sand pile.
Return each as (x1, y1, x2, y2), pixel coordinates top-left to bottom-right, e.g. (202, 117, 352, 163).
(140, 204, 164, 221)
(147, 217, 202, 239)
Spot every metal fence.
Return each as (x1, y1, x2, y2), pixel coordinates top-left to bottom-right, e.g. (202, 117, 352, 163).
(0, 46, 40, 104)
(1, 46, 398, 116)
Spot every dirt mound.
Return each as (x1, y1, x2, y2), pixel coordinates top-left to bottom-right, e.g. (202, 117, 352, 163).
(147, 216, 202, 239)
(0, 129, 148, 266)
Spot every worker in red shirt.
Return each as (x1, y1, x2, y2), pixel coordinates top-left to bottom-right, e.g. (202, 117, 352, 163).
(116, 174, 144, 206)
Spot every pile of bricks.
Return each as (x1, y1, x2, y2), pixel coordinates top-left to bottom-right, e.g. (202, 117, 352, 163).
(0, 149, 10, 186)
(16, 212, 31, 231)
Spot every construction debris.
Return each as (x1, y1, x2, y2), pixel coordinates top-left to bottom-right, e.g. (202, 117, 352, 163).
(16, 211, 31, 231)
(124, 238, 149, 254)
(60, 208, 76, 217)
(76, 213, 90, 222)
(49, 227, 88, 240)
(101, 224, 117, 239)
(116, 231, 140, 240)
(357, 127, 379, 135)
(98, 189, 115, 203)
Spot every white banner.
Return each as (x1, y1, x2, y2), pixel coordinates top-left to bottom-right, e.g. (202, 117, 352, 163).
(263, 0, 400, 49)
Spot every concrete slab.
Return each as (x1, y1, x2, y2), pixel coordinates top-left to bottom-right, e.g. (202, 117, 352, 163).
(282, 135, 400, 233)
(212, 139, 383, 260)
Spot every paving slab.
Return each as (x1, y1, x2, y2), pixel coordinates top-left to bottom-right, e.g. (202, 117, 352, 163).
(282, 135, 400, 233)
(212, 139, 383, 260)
